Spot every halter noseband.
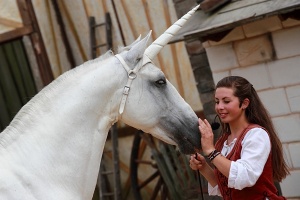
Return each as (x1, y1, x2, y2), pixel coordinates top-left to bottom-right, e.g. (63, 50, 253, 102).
(115, 54, 148, 116)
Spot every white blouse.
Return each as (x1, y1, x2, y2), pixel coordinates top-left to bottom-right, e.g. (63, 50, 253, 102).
(208, 127, 271, 197)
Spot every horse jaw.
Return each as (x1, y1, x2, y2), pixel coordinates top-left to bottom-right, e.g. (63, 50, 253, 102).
(138, 98, 201, 155)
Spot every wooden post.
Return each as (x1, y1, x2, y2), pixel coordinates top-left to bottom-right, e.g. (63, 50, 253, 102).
(17, 0, 54, 86)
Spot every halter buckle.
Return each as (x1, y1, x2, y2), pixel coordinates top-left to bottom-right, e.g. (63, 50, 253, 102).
(123, 86, 130, 95)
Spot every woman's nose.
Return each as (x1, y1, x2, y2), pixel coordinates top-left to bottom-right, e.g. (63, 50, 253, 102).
(216, 103, 224, 110)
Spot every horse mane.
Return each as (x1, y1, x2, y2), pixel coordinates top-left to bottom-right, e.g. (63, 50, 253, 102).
(2, 50, 115, 137)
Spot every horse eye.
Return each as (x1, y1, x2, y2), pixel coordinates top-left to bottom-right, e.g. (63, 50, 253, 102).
(155, 79, 166, 85)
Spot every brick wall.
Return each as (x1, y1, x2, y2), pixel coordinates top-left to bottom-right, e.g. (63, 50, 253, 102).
(203, 15, 300, 198)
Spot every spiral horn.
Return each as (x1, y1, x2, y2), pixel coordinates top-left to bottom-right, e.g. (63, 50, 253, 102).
(143, 4, 199, 64)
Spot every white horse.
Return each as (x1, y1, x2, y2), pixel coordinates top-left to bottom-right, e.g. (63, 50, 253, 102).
(0, 5, 200, 200)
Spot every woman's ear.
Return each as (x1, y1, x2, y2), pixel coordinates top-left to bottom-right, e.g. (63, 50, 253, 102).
(242, 98, 250, 109)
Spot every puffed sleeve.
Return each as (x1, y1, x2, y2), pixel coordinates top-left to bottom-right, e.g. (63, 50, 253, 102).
(228, 128, 271, 190)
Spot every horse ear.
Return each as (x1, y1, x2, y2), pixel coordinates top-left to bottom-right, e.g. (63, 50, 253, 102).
(126, 34, 142, 49)
(118, 35, 142, 53)
(126, 31, 152, 62)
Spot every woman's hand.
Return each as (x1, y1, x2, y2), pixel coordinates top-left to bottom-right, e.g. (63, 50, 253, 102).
(189, 153, 207, 171)
(190, 153, 219, 187)
(199, 118, 215, 156)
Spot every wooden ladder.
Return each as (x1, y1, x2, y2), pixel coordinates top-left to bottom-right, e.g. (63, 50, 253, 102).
(89, 13, 122, 200)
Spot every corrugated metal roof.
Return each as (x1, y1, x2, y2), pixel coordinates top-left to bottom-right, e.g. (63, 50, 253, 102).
(170, 0, 300, 43)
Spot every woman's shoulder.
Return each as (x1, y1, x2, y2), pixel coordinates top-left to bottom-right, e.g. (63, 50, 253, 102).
(244, 127, 270, 142)
(242, 127, 271, 154)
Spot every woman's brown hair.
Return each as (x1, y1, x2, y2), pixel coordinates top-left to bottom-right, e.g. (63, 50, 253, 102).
(216, 76, 289, 182)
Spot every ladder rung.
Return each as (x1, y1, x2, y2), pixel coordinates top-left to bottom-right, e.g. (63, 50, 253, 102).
(103, 149, 112, 153)
(101, 170, 114, 175)
(92, 23, 106, 28)
(93, 43, 107, 49)
(103, 192, 114, 196)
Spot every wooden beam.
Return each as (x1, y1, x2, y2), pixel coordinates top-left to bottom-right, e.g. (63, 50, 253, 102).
(141, 0, 167, 79)
(17, 0, 54, 86)
(162, 1, 184, 96)
(0, 26, 32, 43)
(0, 17, 23, 28)
(51, 0, 76, 68)
(59, 0, 88, 61)
(16, 0, 32, 26)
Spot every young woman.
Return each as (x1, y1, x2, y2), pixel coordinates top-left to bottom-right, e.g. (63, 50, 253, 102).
(189, 76, 289, 200)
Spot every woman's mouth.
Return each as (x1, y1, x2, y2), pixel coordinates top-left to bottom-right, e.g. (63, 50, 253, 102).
(219, 113, 227, 118)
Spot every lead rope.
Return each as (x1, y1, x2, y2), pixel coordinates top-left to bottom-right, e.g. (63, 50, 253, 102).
(195, 153, 205, 200)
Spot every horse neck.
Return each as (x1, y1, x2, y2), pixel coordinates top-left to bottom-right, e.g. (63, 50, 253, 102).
(0, 57, 124, 199)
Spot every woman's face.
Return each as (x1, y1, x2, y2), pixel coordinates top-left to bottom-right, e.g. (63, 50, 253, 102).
(215, 87, 244, 124)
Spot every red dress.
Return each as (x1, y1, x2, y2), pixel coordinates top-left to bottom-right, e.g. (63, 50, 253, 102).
(214, 124, 285, 200)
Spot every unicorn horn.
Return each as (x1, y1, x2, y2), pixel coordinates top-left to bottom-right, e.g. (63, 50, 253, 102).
(143, 4, 199, 64)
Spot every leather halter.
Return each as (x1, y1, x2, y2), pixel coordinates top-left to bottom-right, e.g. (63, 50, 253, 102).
(115, 54, 148, 116)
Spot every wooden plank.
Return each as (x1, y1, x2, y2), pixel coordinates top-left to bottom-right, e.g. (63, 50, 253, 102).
(111, 0, 126, 46)
(51, 0, 76, 68)
(140, 0, 166, 80)
(18, 0, 54, 86)
(159, 143, 184, 198)
(16, 0, 32, 26)
(0, 17, 23, 28)
(22, 36, 44, 91)
(0, 26, 32, 43)
(30, 32, 54, 85)
(218, 0, 269, 14)
(59, 0, 88, 62)
(162, 1, 185, 96)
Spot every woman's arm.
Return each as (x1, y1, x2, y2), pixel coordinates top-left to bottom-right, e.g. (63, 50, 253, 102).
(210, 153, 231, 178)
(190, 153, 218, 187)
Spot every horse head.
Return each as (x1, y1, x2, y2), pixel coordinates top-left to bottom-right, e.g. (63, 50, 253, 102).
(114, 5, 201, 154)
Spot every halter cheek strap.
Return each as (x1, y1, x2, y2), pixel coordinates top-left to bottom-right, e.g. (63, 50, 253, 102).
(115, 54, 138, 116)
(115, 54, 152, 116)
